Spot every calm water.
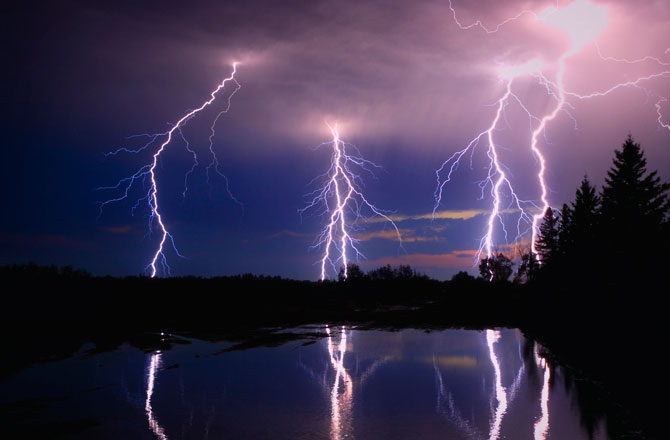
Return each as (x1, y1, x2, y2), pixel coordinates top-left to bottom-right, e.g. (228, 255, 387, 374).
(1, 327, 608, 439)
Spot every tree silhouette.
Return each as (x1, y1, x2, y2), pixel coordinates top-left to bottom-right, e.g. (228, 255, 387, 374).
(557, 203, 573, 258)
(571, 176, 600, 249)
(478, 252, 513, 282)
(451, 270, 475, 283)
(514, 251, 538, 284)
(601, 136, 669, 227)
(537, 207, 559, 265)
(559, 176, 601, 280)
(600, 136, 670, 275)
(338, 264, 365, 281)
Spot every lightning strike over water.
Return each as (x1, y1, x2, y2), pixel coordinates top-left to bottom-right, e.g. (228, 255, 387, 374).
(301, 124, 403, 280)
(440, 0, 670, 266)
(97, 64, 241, 277)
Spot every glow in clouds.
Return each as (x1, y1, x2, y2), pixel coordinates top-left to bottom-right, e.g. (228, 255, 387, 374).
(439, 1, 669, 269)
(536, 0, 608, 55)
(98, 64, 241, 277)
(301, 124, 403, 280)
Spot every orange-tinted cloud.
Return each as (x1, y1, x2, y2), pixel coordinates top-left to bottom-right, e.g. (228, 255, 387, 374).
(367, 209, 487, 223)
(268, 229, 312, 239)
(354, 229, 440, 243)
(415, 209, 487, 221)
(104, 225, 133, 234)
(365, 249, 478, 269)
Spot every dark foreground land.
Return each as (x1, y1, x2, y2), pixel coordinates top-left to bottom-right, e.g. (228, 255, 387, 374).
(1, 264, 666, 439)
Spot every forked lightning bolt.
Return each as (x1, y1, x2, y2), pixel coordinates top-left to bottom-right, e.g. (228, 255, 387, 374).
(438, 1, 669, 272)
(301, 124, 402, 280)
(434, 61, 544, 269)
(97, 63, 241, 277)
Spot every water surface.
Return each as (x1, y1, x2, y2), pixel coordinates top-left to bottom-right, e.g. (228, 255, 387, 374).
(1, 327, 607, 439)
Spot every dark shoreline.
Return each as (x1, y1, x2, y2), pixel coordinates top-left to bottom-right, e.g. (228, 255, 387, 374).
(2, 272, 664, 439)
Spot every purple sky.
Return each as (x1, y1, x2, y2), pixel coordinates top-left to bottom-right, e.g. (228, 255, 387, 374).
(3, 0, 669, 279)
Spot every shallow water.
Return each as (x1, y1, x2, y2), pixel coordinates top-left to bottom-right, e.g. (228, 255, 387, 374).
(1, 327, 607, 439)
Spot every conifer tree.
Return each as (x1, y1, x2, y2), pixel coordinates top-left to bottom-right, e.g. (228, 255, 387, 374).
(601, 136, 669, 230)
(557, 203, 573, 257)
(600, 136, 670, 272)
(570, 176, 600, 255)
(536, 207, 559, 265)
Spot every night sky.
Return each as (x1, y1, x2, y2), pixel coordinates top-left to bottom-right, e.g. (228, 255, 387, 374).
(3, 0, 669, 280)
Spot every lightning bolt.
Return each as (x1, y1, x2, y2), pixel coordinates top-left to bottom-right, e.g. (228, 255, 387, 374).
(300, 123, 403, 280)
(439, 1, 669, 270)
(97, 63, 241, 277)
(434, 61, 544, 279)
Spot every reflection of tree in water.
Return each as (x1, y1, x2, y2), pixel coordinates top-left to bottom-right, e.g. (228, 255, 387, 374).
(524, 338, 609, 440)
(555, 360, 609, 440)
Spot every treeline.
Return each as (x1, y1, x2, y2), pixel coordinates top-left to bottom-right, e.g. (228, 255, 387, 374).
(1, 262, 93, 279)
(337, 263, 430, 281)
(0, 262, 431, 283)
(480, 135, 670, 287)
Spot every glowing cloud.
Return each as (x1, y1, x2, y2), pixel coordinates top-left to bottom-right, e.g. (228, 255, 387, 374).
(536, 0, 608, 54)
(498, 59, 544, 80)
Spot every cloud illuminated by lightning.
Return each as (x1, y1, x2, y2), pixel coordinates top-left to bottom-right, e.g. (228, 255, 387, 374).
(97, 63, 241, 277)
(438, 1, 669, 270)
(300, 123, 403, 280)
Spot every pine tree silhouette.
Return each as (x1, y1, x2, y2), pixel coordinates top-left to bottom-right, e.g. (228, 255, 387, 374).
(600, 135, 670, 276)
(537, 207, 559, 265)
(557, 203, 573, 258)
(571, 176, 600, 250)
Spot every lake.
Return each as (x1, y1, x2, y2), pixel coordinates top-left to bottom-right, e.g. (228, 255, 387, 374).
(1, 327, 608, 439)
